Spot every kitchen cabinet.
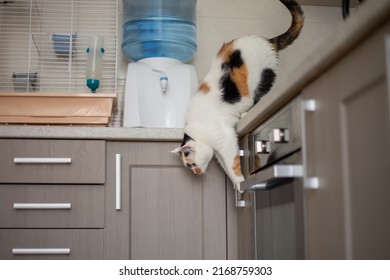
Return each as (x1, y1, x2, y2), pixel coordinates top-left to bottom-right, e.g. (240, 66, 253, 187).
(0, 139, 105, 184)
(236, 20, 390, 260)
(0, 139, 105, 260)
(105, 141, 228, 260)
(301, 21, 390, 259)
(236, 136, 255, 260)
(0, 230, 103, 260)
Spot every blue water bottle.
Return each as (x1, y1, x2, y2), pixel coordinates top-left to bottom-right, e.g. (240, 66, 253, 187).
(121, 0, 197, 63)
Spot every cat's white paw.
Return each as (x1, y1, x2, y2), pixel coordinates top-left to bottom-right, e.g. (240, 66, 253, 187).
(234, 181, 244, 194)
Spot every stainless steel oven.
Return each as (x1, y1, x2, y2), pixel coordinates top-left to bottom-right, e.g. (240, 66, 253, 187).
(240, 97, 316, 259)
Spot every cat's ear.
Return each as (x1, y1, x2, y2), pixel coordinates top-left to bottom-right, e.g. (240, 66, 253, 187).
(170, 146, 181, 154)
(180, 145, 193, 154)
(170, 145, 194, 154)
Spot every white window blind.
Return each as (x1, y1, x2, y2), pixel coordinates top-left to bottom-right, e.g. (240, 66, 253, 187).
(0, 0, 118, 94)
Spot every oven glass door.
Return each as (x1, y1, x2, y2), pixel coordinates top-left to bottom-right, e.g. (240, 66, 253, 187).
(252, 151, 305, 259)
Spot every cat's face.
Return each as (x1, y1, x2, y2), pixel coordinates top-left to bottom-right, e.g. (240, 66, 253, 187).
(171, 140, 213, 175)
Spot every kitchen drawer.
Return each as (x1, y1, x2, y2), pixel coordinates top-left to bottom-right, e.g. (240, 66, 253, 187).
(0, 139, 105, 184)
(0, 229, 103, 260)
(0, 184, 104, 228)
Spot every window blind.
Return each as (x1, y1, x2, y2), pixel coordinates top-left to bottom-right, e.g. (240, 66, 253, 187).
(0, 0, 118, 94)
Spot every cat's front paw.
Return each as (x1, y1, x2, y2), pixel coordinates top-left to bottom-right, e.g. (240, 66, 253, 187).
(240, 112, 248, 119)
(235, 182, 244, 193)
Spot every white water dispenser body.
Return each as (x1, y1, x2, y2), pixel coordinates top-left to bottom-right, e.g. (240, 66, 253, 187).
(123, 57, 197, 128)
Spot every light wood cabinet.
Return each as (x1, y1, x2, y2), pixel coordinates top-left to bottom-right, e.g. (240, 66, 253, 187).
(0, 139, 105, 184)
(0, 184, 104, 228)
(301, 22, 390, 259)
(0, 139, 106, 260)
(0, 139, 230, 260)
(105, 141, 228, 260)
(0, 229, 103, 260)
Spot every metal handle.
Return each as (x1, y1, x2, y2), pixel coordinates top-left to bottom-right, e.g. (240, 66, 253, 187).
(255, 140, 271, 154)
(12, 248, 71, 255)
(301, 99, 320, 189)
(14, 157, 72, 164)
(235, 190, 246, 207)
(235, 150, 246, 207)
(115, 153, 121, 210)
(385, 36, 390, 94)
(272, 128, 290, 143)
(240, 164, 303, 192)
(13, 203, 71, 210)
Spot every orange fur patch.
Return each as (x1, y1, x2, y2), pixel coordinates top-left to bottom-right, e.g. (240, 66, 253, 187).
(232, 155, 242, 177)
(255, 155, 261, 170)
(198, 81, 210, 94)
(193, 167, 202, 175)
(217, 39, 249, 98)
(231, 65, 249, 97)
(217, 40, 234, 61)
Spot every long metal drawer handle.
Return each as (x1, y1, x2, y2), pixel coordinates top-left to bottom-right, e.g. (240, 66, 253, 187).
(240, 164, 303, 192)
(12, 248, 71, 255)
(116, 153, 121, 211)
(14, 157, 72, 164)
(13, 203, 71, 210)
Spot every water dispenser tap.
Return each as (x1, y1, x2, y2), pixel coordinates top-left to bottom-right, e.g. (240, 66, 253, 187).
(160, 76, 168, 92)
(152, 69, 168, 93)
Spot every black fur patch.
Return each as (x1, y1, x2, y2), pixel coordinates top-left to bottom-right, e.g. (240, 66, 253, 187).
(228, 50, 244, 68)
(220, 73, 241, 104)
(220, 50, 244, 104)
(180, 133, 194, 147)
(254, 68, 276, 104)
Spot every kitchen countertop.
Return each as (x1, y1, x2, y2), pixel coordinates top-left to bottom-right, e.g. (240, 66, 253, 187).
(0, 0, 389, 141)
(0, 125, 183, 141)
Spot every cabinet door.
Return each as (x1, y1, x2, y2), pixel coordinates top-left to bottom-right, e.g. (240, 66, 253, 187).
(235, 135, 255, 260)
(105, 142, 227, 260)
(302, 22, 390, 259)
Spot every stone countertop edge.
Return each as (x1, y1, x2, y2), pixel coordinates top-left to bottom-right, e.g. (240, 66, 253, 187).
(0, 126, 184, 142)
(236, 0, 390, 136)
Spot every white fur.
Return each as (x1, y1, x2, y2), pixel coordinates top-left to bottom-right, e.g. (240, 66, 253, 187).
(173, 36, 278, 192)
(172, 0, 305, 191)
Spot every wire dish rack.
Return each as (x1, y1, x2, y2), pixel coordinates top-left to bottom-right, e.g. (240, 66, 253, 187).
(0, 0, 118, 94)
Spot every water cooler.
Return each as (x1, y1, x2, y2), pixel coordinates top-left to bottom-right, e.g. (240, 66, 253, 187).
(122, 0, 198, 128)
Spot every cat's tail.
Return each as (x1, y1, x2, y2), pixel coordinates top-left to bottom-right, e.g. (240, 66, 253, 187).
(269, 0, 304, 51)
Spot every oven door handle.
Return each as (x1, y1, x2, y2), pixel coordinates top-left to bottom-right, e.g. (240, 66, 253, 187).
(239, 164, 303, 192)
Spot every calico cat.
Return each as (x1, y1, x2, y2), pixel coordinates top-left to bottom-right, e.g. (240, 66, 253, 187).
(171, 0, 304, 192)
